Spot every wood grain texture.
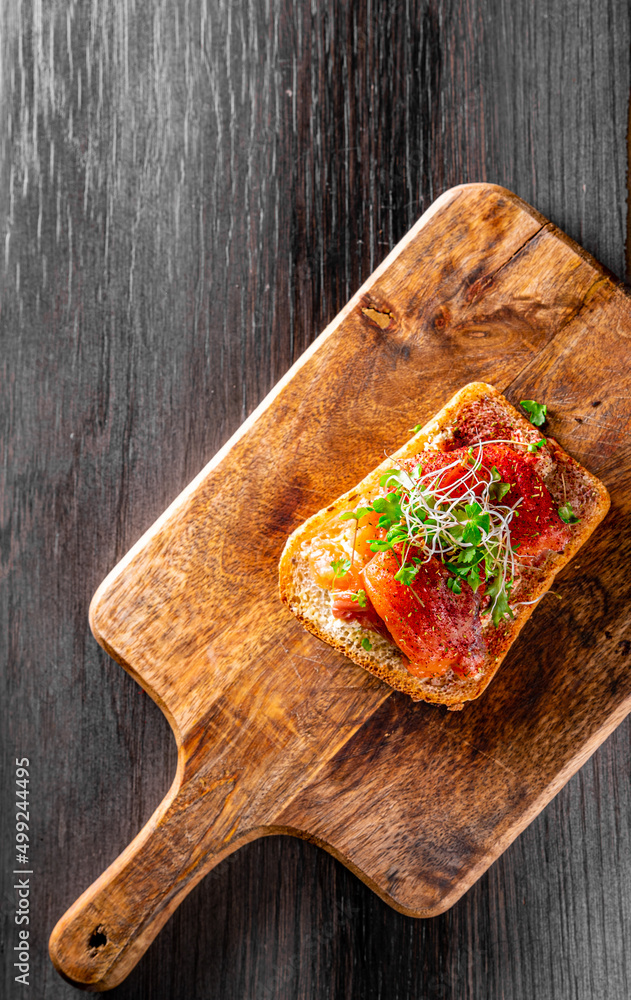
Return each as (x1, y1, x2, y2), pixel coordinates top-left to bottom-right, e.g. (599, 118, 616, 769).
(47, 184, 631, 990)
(2, 1, 630, 999)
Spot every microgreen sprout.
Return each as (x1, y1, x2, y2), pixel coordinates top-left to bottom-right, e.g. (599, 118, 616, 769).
(350, 589, 368, 607)
(527, 438, 546, 453)
(330, 557, 351, 590)
(558, 472, 580, 524)
(361, 636, 373, 651)
(339, 506, 373, 569)
(339, 508, 373, 523)
(394, 563, 420, 586)
(339, 441, 534, 626)
(489, 465, 511, 502)
(337, 435, 562, 625)
(520, 399, 547, 426)
(558, 503, 579, 524)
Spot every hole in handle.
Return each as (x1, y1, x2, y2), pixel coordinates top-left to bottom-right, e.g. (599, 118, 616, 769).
(88, 926, 107, 951)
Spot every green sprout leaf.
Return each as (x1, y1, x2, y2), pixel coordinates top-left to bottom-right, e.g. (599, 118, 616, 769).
(491, 590, 512, 625)
(372, 491, 403, 528)
(386, 524, 409, 543)
(369, 537, 393, 553)
(330, 557, 351, 581)
(520, 399, 547, 426)
(458, 546, 483, 565)
(558, 503, 580, 524)
(490, 481, 511, 501)
(379, 469, 401, 489)
(465, 446, 484, 471)
(394, 563, 419, 586)
(487, 577, 515, 626)
(361, 637, 373, 651)
(461, 503, 490, 545)
(445, 549, 483, 594)
(445, 561, 471, 578)
(350, 589, 368, 607)
(527, 438, 546, 453)
(488, 465, 511, 502)
(462, 523, 482, 545)
(380, 468, 416, 491)
(339, 506, 373, 522)
(410, 422, 423, 434)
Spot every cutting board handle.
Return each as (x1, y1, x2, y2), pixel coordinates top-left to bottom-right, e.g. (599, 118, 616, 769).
(48, 768, 249, 991)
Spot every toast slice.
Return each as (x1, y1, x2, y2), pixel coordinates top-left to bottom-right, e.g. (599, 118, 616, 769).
(278, 383, 610, 709)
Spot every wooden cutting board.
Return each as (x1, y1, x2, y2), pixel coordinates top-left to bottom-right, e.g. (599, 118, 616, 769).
(49, 184, 631, 991)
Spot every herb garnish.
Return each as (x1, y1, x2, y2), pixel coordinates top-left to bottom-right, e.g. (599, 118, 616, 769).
(520, 399, 547, 426)
(361, 637, 373, 651)
(350, 589, 368, 607)
(394, 563, 420, 586)
(557, 472, 580, 525)
(558, 503, 579, 524)
(330, 557, 351, 589)
(340, 443, 524, 626)
(527, 438, 546, 453)
(339, 508, 374, 523)
(488, 465, 511, 502)
(339, 506, 374, 570)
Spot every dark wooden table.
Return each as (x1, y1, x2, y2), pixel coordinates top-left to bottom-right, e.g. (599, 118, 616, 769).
(2, 2, 630, 998)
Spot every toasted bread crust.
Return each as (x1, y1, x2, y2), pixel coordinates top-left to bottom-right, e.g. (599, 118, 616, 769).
(279, 383, 610, 707)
